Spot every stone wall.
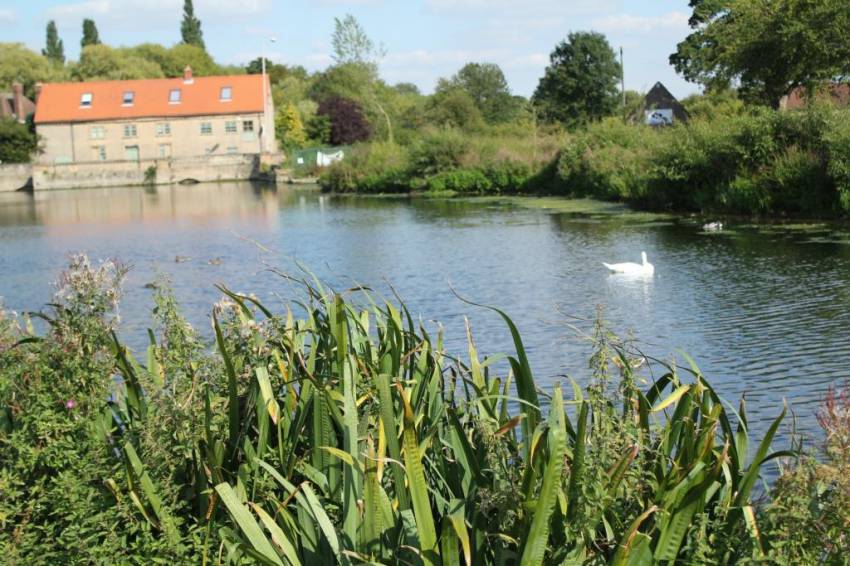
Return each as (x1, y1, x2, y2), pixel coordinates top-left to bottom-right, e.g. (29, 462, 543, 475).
(32, 153, 260, 190)
(0, 163, 32, 192)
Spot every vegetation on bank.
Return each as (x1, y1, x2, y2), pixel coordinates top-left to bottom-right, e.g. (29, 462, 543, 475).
(322, 101, 850, 217)
(1, 256, 849, 564)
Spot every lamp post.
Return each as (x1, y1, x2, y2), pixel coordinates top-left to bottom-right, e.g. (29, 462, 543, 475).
(261, 36, 277, 154)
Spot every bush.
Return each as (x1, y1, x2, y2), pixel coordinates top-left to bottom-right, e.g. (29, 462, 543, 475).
(321, 141, 411, 193)
(0, 118, 38, 163)
(425, 168, 494, 194)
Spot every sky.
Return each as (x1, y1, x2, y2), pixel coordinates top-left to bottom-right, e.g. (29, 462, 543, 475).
(2, 0, 701, 99)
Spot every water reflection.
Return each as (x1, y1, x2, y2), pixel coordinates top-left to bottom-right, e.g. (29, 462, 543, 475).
(1, 182, 849, 448)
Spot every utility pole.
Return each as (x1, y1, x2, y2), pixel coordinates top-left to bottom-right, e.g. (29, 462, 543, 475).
(620, 46, 626, 122)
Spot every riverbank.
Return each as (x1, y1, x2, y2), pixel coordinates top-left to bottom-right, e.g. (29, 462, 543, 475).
(1, 256, 848, 563)
(319, 104, 850, 219)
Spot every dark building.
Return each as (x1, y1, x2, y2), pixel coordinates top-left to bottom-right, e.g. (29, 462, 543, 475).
(635, 82, 688, 126)
(0, 83, 36, 124)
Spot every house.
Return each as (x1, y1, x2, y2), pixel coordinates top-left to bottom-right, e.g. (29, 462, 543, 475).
(637, 82, 688, 126)
(33, 67, 275, 165)
(780, 83, 850, 110)
(0, 83, 36, 123)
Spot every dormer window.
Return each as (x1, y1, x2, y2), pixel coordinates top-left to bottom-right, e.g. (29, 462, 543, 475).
(122, 91, 135, 106)
(169, 89, 181, 104)
(80, 92, 93, 107)
(220, 86, 232, 101)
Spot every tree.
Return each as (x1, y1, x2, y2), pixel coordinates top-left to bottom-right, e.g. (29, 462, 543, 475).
(533, 32, 621, 127)
(0, 43, 63, 99)
(0, 118, 39, 163)
(72, 45, 164, 81)
(180, 0, 205, 50)
(275, 102, 307, 148)
(426, 84, 485, 131)
(316, 96, 371, 145)
(43, 21, 65, 64)
(81, 19, 100, 48)
(671, 0, 850, 108)
(445, 62, 517, 123)
(331, 14, 384, 66)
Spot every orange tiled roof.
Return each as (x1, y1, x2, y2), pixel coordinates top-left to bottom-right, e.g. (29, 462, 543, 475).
(34, 74, 267, 124)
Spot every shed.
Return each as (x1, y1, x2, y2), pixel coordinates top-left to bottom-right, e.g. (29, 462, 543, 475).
(638, 82, 688, 126)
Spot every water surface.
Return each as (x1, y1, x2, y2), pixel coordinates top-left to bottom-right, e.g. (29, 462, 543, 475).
(2, 182, 849, 447)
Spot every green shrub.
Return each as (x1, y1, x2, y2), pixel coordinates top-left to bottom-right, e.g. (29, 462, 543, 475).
(425, 168, 494, 193)
(0, 118, 38, 164)
(409, 128, 471, 176)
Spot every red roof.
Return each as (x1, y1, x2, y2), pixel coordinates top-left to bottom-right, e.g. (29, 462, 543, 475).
(34, 74, 267, 124)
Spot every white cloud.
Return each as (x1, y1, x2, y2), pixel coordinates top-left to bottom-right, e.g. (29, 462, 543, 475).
(591, 11, 690, 34)
(0, 8, 16, 24)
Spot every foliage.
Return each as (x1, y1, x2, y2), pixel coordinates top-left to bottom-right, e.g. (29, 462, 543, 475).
(316, 96, 372, 146)
(443, 63, 519, 124)
(671, 0, 850, 108)
(276, 102, 307, 149)
(0, 118, 39, 163)
(42, 21, 65, 65)
(81, 18, 101, 48)
(534, 32, 622, 127)
(425, 86, 485, 131)
(180, 0, 205, 49)
(425, 168, 494, 194)
(0, 43, 66, 99)
(72, 44, 165, 82)
(331, 14, 384, 66)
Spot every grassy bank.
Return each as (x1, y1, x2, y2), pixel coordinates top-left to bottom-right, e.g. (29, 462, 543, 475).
(1, 257, 849, 564)
(320, 104, 850, 218)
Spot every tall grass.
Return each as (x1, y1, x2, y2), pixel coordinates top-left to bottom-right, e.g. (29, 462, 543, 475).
(4, 258, 847, 563)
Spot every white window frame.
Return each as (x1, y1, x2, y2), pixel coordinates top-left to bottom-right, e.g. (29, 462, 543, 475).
(225, 121, 237, 134)
(80, 92, 93, 107)
(220, 86, 232, 101)
(90, 126, 105, 140)
(169, 89, 181, 104)
(156, 122, 171, 136)
(158, 143, 171, 158)
(200, 122, 213, 135)
(123, 124, 137, 138)
(122, 91, 135, 106)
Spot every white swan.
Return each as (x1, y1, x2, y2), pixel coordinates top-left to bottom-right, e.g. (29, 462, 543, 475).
(703, 221, 723, 231)
(603, 251, 655, 276)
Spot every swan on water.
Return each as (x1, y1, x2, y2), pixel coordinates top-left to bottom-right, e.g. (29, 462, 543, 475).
(603, 251, 655, 275)
(703, 221, 723, 231)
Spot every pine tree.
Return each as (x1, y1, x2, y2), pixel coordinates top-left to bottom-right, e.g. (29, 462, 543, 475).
(275, 102, 307, 148)
(42, 20, 65, 64)
(81, 19, 101, 48)
(180, 0, 205, 50)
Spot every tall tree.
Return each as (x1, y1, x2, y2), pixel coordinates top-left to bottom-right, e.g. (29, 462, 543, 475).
(671, 0, 850, 108)
(42, 21, 65, 64)
(445, 62, 517, 123)
(331, 14, 384, 66)
(316, 96, 371, 145)
(533, 32, 621, 127)
(180, 0, 205, 50)
(81, 19, 100, 48)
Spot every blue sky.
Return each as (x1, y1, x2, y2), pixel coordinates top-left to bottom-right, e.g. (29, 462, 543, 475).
(1, 0, 700, 98)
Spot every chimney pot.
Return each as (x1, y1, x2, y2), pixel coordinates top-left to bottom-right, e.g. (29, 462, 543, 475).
(183, 66, 193, 84)
(11, 82, 24, 123)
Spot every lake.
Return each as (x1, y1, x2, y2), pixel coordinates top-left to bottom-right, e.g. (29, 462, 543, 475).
(2, 181, 849, 447)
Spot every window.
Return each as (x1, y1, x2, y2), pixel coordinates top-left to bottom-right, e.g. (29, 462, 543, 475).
(158, 143, 171, 158)
(242, 120, 254, 132)
(220, 86, 232, 101)
(122, 91, 135, 105)
(200, 122, 213, 135)
(90, 126, 105, 140)
(93, 145, 106, 161)
(80, 93, 93, 107)
(225, 121, 237, 134)
(226, 145, 238, 154)
(124, 145, 140, 161)
(156, 122, 171, 136)
(123, 124, 137, 138)
(169, 89, 181, 103)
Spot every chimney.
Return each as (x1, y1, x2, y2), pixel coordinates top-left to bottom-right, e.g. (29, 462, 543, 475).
(34, 82, 43, 104)
(11, 82, 24, 123)
(183, 65, 194, 84)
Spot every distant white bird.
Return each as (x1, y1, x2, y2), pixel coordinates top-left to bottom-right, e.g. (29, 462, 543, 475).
(703, 221, 723, 231)
(603, 251, 655, 276)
